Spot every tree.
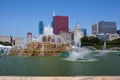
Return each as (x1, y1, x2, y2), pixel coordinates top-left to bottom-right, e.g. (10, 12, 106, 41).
(0, 41, 12, 46)
(81, 36, 104, 49)
(81, 36, 120, 49)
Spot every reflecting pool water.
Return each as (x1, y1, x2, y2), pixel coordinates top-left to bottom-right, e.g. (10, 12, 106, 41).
(0, 53, 120, 76)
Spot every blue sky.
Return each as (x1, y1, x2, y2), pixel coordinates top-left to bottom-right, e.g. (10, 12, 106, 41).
(0, 0, 120, 40)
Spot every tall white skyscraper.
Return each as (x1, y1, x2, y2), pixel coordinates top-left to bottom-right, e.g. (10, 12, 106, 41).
(74, 23, 83, 45)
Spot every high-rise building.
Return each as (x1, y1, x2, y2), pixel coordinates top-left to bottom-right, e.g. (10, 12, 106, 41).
(27, 32, 32, 44)
(81, 28, 87, 36)
(53, 16, 69, 35)
(96, 33, 120, 41)
(15, 37, 24, 48)
(92, 23, 98, 35)
(74, 23, 83, 45)
(92, 21, 117, 35)
(0, 36, 12, 44)
(39, 21, 44, 35)
(117, 30, 120, 36)
(59, 31, 72, 43)
(108, 33, 120, 41)
(98, 21, 116, 34)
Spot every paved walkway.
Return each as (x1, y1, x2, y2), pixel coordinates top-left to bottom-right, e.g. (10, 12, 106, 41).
(0, 76, 120, 80)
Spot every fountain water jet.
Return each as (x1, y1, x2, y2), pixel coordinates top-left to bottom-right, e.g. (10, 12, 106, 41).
(0, 44, 12, 56)
(40, 43, 44, 56)
(95, 41, 109, 56)
(65, 39, 97, 62)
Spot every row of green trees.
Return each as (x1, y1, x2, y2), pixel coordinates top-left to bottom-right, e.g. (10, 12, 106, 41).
(107, 38, 120, 48)
(0, 41, 12, 46)
(81, 36, 120, 49)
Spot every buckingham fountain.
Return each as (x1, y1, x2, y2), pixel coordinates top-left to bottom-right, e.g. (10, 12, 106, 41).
(8, 33, 97, 62)
(9, 34, 71, 56)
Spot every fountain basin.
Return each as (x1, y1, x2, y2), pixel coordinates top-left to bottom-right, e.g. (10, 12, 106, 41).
(116, 52, 120, 56)
(60, 52, 69, 57)
(94, 50, 118, 53)
(64, 57, 98, 62)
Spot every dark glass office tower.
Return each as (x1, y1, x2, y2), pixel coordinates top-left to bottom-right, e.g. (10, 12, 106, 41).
(81, 28, 87, 36)
(39, 21, 44, 35)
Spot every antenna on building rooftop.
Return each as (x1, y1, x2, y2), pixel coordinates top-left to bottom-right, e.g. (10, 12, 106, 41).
(53, 11, 56, 16)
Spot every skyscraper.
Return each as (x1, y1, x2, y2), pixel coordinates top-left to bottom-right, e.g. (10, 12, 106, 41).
(39, 21, 44, 35)
(117, 30, 120, 36)
(92, 23, 98, 35)
(27, 32, 32, 44)
(81, 28, 87, 36)
(15, 37, 24, 48)
(53, 16, 69, 35)
(74, 23, 83, 46)
(0, 36, 12, 44)
(92, 21, 117, 35)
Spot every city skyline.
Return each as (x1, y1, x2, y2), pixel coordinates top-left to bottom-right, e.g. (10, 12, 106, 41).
(0, 0, 120, 39)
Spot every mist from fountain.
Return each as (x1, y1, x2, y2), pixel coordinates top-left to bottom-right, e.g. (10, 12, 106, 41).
(50, 35, 65, 48)
(65, 39, 97, 62)
(0, 45, 13, 56)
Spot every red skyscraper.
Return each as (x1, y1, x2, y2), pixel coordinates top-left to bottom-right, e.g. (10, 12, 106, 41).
(53, 16, 69, 35)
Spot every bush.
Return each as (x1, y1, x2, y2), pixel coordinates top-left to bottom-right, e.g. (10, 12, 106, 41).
(0, 41, 12, 46)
